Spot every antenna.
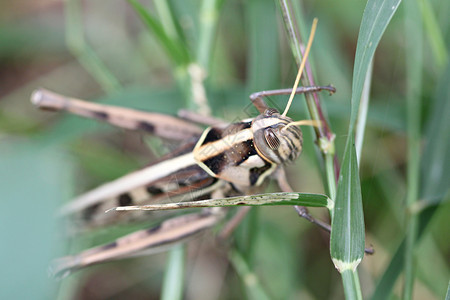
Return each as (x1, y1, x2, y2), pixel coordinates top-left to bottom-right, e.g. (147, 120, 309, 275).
(283, 120, 322, 132)
(282, 18, 318, 117)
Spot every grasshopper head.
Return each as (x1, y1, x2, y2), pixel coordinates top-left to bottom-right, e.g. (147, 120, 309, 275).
(252, 108, 303, 164)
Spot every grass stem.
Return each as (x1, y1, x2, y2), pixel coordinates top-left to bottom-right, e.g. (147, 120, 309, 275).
(403, 0, 423, 298)
(161, 245, 185, 300)
(65, 0, 122, 93)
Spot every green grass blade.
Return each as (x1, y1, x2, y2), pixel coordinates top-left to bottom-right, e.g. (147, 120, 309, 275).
(370, 240, 405, 300)
(249, 223, 298, 298)
(354, 60, 373, 162)
(111, 192, 331, 211)
(154, 0, 186, 43)
(197, 0, 225, 70)
(331, 137, 364, 299)
(371, 47, 450, 300)
(161, 245, 185, 300)
(348, 0, 402, 133)
(331, 136, 365, 271)
(403, 0, 424, 297)
(403, 217, 419, 300)
(127, 0, 191, 66)
(229, 249, 272, 300)
(420, 63, 450, 204)
(331, 0, 402, 296)
(445, 280, 450, 300)
(341, 269, 363, 300)
(371, 205, 442, 300)
(65, 0, 121, 93)
(416, 235, 450, 297)
(420, 0, 448, 69)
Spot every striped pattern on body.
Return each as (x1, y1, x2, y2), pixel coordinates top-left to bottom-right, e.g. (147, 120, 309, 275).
(68, 120, 287, 229)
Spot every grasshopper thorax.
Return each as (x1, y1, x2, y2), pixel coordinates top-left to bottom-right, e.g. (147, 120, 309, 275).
(252, 108, 303, 164)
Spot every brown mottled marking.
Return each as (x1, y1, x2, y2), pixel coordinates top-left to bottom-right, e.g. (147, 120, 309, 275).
(137, 121, 155, 133)
(146, 186, 164, 196)
(93, 111, 108, 120)
(32, 88, 203, 141)
(118, 194, 133, 206)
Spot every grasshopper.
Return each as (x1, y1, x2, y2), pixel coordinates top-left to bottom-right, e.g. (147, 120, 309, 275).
(32, 84, 335, 277)
(32, 20, 336, 278)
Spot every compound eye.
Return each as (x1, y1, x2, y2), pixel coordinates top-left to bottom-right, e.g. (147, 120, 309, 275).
(264, 128, 281, 150)
(263, 108, 279, 117)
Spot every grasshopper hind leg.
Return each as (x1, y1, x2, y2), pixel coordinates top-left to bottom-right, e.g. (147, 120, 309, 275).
(31, 88, 203, 141)
(50, 184, 232, 278)
(50, 209, 226, 279)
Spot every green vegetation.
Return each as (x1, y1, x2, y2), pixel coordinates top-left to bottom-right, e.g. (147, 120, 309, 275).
(0, 0, 448, 299)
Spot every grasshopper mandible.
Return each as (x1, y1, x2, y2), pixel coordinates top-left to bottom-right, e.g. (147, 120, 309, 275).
(32, 19, 335, 278)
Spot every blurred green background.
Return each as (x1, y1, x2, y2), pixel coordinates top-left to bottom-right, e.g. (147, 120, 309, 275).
(0, 0, 448, 299)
